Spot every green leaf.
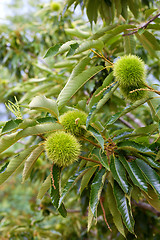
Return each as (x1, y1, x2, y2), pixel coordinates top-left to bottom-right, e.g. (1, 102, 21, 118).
(1, 119, 22, 134)
(100, 24, 136, 43)
(75, 40, 104, 55)
(50, 165, 67, 217)
(90, 168, 106, 216)
(113, 181, 135, 234)
(88, 205, 94, 231)
(43, 44, 61, 58)
(87, 125, 104, 151)
(95, 149, 110, 171)
(0, 145, 38, 185)
(37, 174, 51, 199)
(87, 0, 100, 24)
(88, 71, 114, 110)
(106, 183, 125, 237)
(0, 122, 63, 154)
(66, 43, 79, 57)
(119, 155, 148, 192)
(110, 155, 131, 194)
(57, 58, 104, 109)
(145, 9, 158, 20)
(59, 167, 90, 207)
(143, 187, 160, 212)
(118, 141, 154, 155)
(136, 159, 160, 196)
(56, 40, 80, 56)
(80, 163, 98, 194)
(65, 28, 90, 39)
(123, 35, 136, 54)
(128, 0, 139, 18)
(105, 95, 152, 127)
(144, 156, 160, 169)
(87, 80, 118, 125)
(29, 95, 59, 119)
(22, 144, 44, 182)
(136, 33, 158, 58)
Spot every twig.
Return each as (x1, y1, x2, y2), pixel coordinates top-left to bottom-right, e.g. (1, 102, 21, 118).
(132, 200, 160, 217)
(119, 117, 134, 129)
(100, 197, 112, 231)
(95, 81, 117, 97)
(50, 163, 56, 189)
(123, 13, 160, 36)
(80, 136, 101, 148)
(90, 49, 113, 65)
(126, 112, 145, 127)
(79, 155, 101, 165)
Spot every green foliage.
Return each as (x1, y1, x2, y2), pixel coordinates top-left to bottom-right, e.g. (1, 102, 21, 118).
(45, 131, 81, 167)
(0, 0, 160, 239)
(60, 110, 87, 136)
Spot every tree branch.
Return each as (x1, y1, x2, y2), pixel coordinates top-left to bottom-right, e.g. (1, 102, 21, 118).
(132, 200, 160, 217)
(126, 112, 145, 127)
(119, 117, 134, 129)
(123, 13, 160, 36)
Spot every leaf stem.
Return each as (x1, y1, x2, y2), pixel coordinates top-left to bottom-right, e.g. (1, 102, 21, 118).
(100, 197, 112, 231)
(90, 49, 113, 65)
(80, 136, 101, 148)
(79, 155, 101, 165)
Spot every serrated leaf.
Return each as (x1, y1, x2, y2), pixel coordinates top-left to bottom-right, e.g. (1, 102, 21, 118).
(59, 167, 90, 207)
(56, 40, 80, 56)
(0, 122, 63, 154)
(128, 0, 139, 18)
(57, 58, 104, 109)
(50, 165, 67, 217)
(22, 144, 44, 182)
(75, 40, 104, 55)
(80, 162, 98, 194)
(92, 148, 110, 170)
(87, 79, 118, 125)
(88, 205, 94, 231)
(29, 95, 59, 118)
(136, 159, 160, 196)
(0, 145, 38, 185)
(36, 116, 57, 124)
(107, 183, 125, 237)
(43, 44, 61, 58)
(1, 119, 22, 134)
(105, 95, 152, 127)
(123, 35, 136, 54)
(113, 181, 135, 234)
(119, 155, 148, 192)
(90, 168, 106, 216)
(136, 33, 158, 58)
(145, 9, 158, 20)
(143, 186, 160, 212)
(110, 155, 131, 194)
(88, 71, 114, 110)
(87, 125, 104, 151)
(118, 141, 154, 155)
(144, 156, 160, 169)
(65, 28, 90, 39)
(37, 174, 51, 199)
(87, 0, 100, 24)
(100, 24, 136, 43)
(66, 43, 79, 57)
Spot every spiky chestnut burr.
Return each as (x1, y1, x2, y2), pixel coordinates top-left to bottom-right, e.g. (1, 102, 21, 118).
(60, 110, 87, 136)
(113, 55, 146, 101)
(45, 131, 81, 167)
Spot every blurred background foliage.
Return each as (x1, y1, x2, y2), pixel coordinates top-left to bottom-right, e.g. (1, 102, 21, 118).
(0, 0, 160, 239)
